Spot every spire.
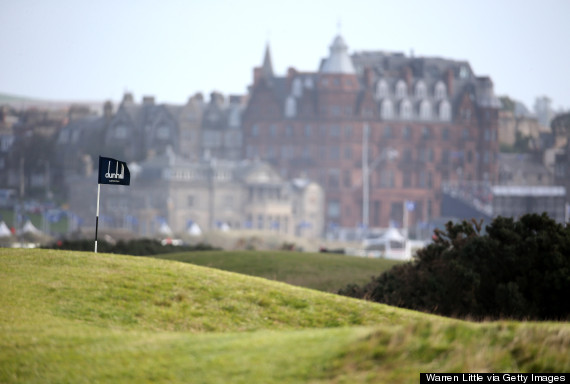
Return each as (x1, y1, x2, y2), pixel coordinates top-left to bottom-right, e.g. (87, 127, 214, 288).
(320, 35, 356, 75)
(262, 43, 274, 79)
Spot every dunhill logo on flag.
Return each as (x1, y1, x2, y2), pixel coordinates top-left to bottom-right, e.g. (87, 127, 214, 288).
(98, 156, 130, 185)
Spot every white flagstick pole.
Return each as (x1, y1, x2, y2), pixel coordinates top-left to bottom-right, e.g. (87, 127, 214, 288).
(95, 183, 101, 253)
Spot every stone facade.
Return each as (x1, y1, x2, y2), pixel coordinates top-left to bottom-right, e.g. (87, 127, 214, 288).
(68, 150, 324, 239)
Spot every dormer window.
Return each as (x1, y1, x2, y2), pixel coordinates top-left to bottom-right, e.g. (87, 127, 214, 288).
(376, 80, 389, 99)
(415, 81, 427, 99)
(419, 100, 431, 120)
(395, 80, 407, 99)
(439, 101, 451, 121)
(380, 99, 394, 120)
(434, 81, 447, 100)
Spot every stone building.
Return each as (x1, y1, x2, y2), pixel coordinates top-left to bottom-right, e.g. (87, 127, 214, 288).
(68, 150, 324, 239)
(242, 35, 501, 232)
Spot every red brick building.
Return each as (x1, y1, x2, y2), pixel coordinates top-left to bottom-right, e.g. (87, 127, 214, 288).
(242, 36, 500, 233)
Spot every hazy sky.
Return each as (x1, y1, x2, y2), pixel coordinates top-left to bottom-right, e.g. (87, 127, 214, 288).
(1, 0, 569, 110)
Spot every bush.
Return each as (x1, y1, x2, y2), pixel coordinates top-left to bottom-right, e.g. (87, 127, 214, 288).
(339, 214, 570, 321)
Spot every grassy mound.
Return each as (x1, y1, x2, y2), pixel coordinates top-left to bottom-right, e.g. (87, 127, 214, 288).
(153, 250, 402, 292)
(1, 248, 568, 383)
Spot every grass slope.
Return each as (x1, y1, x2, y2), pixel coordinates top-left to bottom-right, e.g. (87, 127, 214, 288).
(1, 249, 568, 383)
(154, 250, 402, 292)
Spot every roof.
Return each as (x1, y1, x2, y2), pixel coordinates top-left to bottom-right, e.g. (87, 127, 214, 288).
(320, 35, 356, 75)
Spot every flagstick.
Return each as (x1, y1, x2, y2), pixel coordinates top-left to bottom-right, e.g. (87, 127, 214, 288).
(95, 183, 101, 253)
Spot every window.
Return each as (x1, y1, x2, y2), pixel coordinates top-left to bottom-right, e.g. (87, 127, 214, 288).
(396, 80, 407, 99)
(421, 126, 431, 140)
(403, 126, 412, 139)
(344, 125, 353, 139)
(328, 169, 340, 188)
(434, 81, 447, 100)
(327, 200, 340, 218)
(420, 100, 431, 120)
(462, 128, 469, 140)
(442, 127, 450, 140)
(270, 124, 277, 137)
(380, 169, 395, 188)
(442, 149, 450, 164)
(187, 195, 195, 207)
(376, 80, 389, 99)
(403, 172, 412, 188)
(383, 125, 393, 139)
(415, 81, 427, 99)
(251, 124, 259, 136)
(330, 125, 340, 137)
(381, 99, 394, 119)
(329, 146, 340, 160)
(285, 125, 293, 137)
(304, 124, 312, 137)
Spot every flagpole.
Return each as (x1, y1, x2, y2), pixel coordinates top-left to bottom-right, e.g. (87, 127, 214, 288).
(95, 183, 100, 253)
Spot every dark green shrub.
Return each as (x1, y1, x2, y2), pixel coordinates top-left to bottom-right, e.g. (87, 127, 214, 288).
(340, 214, 570, 320)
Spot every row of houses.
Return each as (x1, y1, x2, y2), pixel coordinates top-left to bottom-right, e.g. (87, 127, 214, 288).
(1, 34, 569, 240)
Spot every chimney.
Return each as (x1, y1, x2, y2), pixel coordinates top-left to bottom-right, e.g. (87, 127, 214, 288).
(142, 96, 155, 105)
(103, 101, 113, 119)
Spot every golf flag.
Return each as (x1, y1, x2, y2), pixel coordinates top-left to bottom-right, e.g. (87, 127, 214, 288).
(98, 156, 130, 185)
(95, 156, 130, 253)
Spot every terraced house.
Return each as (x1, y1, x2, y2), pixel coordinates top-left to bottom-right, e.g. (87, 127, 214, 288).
(242, 35, 501, 234)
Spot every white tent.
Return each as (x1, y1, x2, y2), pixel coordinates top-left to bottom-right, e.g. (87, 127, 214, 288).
(187, 222, 202, 236)
(158, 222, 173, 236)
(22, 220, 41, 235)
(0, 221, 11, 237)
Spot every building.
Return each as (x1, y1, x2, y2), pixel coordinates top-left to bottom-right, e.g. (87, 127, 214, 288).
(68, 150, 324, 239)
(242, 35, 501, 234)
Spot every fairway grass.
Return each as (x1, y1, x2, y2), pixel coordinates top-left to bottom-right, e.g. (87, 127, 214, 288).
(1, 248, 568, 383)
(153, 249, 402, 292)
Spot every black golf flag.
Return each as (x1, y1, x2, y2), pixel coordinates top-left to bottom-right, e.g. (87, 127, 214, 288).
(95, 156, 130, 253)
(98, 156, 130, 185)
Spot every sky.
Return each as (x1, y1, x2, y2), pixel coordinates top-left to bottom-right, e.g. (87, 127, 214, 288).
(1, 0, 569, 111)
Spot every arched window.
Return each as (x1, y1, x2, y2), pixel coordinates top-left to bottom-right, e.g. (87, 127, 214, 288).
(395, 80, 407, 99)
(439, 100, 451, 121)
(415, 81, 427, 99)
(400, 99, 412, 119)
(284, 96, 296, 118)
(376, 80, 389, 99)
(420, 100, 432, 120)
(380, 99, 393, 120)
(434, 81, 447, 100)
